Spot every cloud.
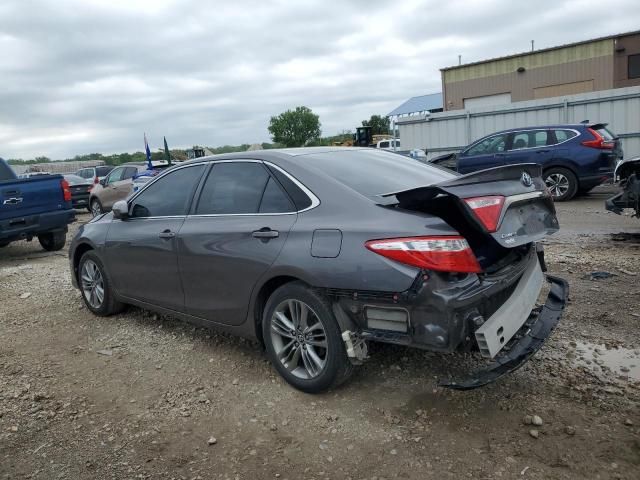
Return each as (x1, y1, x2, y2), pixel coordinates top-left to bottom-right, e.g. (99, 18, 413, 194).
(1, 0, 639, 158)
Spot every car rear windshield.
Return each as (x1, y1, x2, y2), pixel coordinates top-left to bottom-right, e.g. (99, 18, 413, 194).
(593, 126, 615, 141)
(96, 166, 113, 176)
(303, 150, 455, 197)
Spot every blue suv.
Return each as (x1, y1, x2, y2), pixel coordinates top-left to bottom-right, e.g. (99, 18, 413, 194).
(431, 123, 622, 200)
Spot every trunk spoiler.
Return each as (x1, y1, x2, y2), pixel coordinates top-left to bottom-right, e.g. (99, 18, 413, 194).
(378, 163, 557, 252)
(380, 164, 544, 205)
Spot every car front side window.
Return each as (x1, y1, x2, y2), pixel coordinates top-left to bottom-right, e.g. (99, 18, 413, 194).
(466, 134, 507, 156)
(129, 165, 205, 218)
(105, 168, 124, 185)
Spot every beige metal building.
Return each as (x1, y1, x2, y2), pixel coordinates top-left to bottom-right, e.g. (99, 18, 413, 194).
(441, 30, 640, 111)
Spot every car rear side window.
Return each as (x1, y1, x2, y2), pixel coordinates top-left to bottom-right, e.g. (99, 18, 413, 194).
(196, 162, 269, 215)
(130, 165, 204, 218)
(511, 130, 549, 149)
(266, 166, 313, 211)
(259, 176, 294, 213)
(553, 129, 578, 144)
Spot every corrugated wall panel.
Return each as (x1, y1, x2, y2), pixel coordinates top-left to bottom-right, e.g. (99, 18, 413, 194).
(398, 86, 640, 160)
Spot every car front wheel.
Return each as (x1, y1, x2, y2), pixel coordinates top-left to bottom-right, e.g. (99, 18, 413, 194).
(544, 167, 578, 201)
(262, 282, 354, 393)
(90, 199, 103, 217)
(78, 251, 124, 316)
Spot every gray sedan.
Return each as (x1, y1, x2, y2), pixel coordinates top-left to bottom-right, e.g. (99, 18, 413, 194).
(69, 148, 567, 392)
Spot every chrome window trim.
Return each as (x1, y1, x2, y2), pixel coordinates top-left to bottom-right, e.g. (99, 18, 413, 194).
(124, 158, 320, 220)
(507, 128, 580, 152)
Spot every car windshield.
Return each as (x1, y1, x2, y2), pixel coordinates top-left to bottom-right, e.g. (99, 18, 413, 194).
(303, 150, 455, 198)
(96, 166, 113, 176)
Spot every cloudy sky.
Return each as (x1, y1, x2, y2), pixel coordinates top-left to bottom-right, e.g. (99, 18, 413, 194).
(1, 0, 639, 159)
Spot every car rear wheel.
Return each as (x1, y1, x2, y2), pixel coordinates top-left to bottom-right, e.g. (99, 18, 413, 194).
(544, 167, 578, 201)
(78, 251, 125, 316)
(38, 231, 66, 251)
(90, 199, 103, 217)
(262, 282, 353, 393)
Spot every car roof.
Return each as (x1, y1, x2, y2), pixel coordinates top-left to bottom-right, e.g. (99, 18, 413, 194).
(478, 123, 606, 137)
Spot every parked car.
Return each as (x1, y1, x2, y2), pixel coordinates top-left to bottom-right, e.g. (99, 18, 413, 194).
(69, 148, 567, 392)
(1, 158, 75, 250)
(430, 123, 622, 201)
(88, 161, 174, 217)
(75, 165, 114, 185)
(63, 174, 93, 210)
(605, 155, 640, 218)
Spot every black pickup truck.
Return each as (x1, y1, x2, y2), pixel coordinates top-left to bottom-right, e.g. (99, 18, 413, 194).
(0, 158, 75, 250)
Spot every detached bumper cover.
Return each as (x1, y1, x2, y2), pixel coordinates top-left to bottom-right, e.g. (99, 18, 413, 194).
(439, 274, 568, 390)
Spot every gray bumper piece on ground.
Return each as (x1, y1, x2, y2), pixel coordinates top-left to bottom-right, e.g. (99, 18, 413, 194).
(439, 274, 569, 390)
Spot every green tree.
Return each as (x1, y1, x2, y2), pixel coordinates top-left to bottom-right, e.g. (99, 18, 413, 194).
(268, 106, 321, 147)
(362, 115, 390, 136)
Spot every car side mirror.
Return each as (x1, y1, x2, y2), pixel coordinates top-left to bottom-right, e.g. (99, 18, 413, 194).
(112, 200, 129, 220)
(100, 178, 107, 186)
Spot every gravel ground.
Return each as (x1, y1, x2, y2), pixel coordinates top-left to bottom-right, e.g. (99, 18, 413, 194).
(1, 186, 639, 480)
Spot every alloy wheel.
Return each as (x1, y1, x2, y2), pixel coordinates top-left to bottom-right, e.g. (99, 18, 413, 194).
(545, 173, 569, 198)
(269, 299, 328, 379)
(80, 259, 105, 309)
(91, 201, 102, 217)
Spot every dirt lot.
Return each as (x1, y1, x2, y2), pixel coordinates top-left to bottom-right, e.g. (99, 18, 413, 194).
(1, 186, 639, 480)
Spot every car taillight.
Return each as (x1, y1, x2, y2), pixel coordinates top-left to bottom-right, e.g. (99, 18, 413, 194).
(61, 179, 72, 202)
(463, 195, 505, 232)
(94, 176, 99, 184)
(365, 236, 481, 273)
(581, 128, 615, 150)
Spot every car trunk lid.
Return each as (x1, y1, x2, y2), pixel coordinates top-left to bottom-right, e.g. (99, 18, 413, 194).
(381, 164, 559, 269)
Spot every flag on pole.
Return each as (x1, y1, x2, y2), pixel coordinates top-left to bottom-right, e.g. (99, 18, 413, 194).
(163, 136, 172, 166)
(144, 133, 152, 169)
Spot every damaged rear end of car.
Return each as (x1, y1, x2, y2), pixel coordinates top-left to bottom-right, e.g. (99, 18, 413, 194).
(606, 156, 640, 218)
(335, 163, 568, 389)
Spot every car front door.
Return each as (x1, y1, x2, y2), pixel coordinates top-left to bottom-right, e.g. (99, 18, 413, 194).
(100, 167, 126, 209)
(457, 133, 508, 174)
(178, 160, 297, 326)
(110, 166, 138, 205)
(504, 130, 554, 166)
(104, 164, 206, 311)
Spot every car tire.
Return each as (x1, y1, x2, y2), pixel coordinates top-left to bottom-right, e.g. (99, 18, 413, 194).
(38, 231, 66, 251)
(262, 282, 354, 393)
(90, 198, 103, 217)
(544, 167, 578, 201)
(78, 250, 125, 316)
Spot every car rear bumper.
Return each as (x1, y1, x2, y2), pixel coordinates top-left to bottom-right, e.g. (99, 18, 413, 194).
(330, 244, 568, 388)
(0, 209, 75, 243)
(439, 274, 568, 389)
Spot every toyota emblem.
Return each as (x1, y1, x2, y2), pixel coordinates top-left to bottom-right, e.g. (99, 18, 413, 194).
(521, 171, 533, 187)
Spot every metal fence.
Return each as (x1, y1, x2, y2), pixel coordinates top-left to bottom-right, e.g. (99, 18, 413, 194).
(11, 160, 106, 175)
(397, 86, 640, 160)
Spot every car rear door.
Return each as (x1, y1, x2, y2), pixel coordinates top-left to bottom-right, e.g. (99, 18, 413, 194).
(457, 133, 509, 174)
(178, 160, 297, 326)
(104, 164, 205, 310)
(504, 130, 554, 166)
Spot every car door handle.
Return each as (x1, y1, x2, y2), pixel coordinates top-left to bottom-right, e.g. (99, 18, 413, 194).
(536, 150, 550, 153)
(252, 228, 279, 239)
(158, 230, 176, 239)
